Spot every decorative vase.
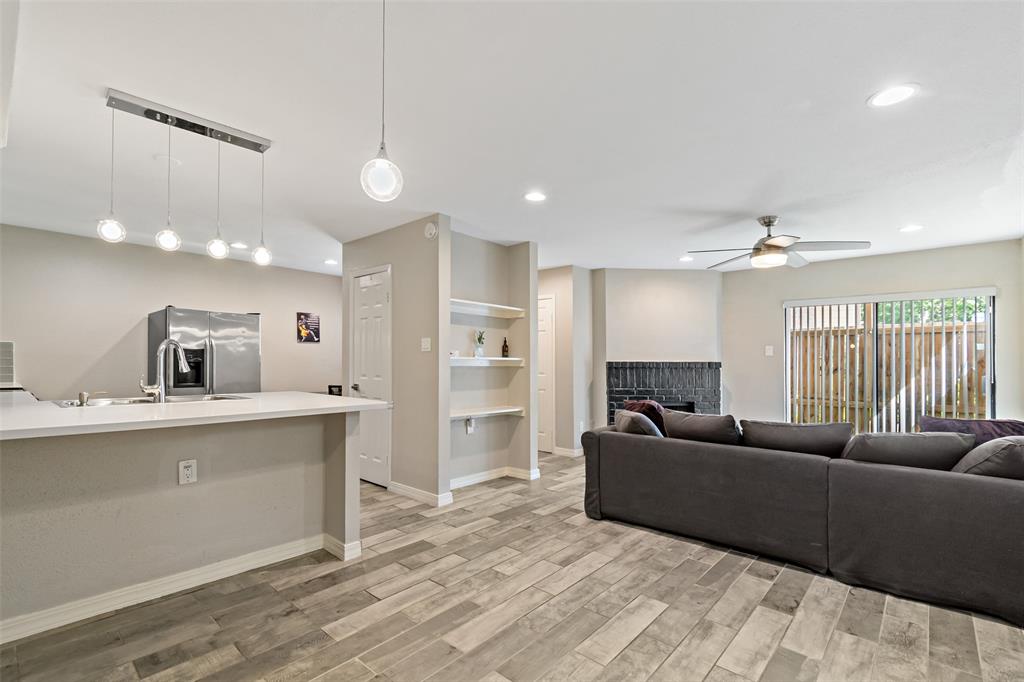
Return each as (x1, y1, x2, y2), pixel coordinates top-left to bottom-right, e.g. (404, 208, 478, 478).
(474, 345, 485, 358)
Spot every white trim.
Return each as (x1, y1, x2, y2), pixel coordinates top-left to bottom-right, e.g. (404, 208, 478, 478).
(388, 480, 453, 507)
(553, 446, 584, 457)
(0, 534, 328, 645)
(322, 534, 361, 561)
(783, 287, 998, 308)
(450, 465, 542, 489)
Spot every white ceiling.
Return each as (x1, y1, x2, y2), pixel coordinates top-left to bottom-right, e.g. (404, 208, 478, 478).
(2, 1, 1022, 274)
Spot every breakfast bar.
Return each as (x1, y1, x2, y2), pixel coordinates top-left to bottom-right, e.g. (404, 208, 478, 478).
(0, 391, 388, 642)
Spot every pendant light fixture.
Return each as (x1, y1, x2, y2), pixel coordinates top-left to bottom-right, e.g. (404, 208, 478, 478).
(206, 142, 230, 259)
(96, 108, 127, 243)
(360, 0, 403, 202)
(155, 124, 182, 251)
(251, 153, 272, 266)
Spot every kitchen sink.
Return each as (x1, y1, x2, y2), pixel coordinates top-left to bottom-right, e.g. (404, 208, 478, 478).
(53, 395, 249, 408)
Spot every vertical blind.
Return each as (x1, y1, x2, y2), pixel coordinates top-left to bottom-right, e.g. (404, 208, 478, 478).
(785, 292, 995, 433)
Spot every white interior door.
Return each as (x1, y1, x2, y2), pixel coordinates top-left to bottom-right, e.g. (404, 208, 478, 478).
(351, 269, 392, 486)
(537, 296, 555, 453)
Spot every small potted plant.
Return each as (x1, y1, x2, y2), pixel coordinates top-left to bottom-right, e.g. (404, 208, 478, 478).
(474, 330, 486, 357)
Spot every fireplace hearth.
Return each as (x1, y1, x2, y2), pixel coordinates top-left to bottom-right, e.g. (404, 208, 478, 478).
(606, 361, 721, 424)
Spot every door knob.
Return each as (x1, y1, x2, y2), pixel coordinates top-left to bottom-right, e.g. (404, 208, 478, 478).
(350, 383, 360, 392)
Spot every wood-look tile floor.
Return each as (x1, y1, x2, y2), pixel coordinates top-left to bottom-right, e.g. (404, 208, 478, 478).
(4, 453, 1023, 682)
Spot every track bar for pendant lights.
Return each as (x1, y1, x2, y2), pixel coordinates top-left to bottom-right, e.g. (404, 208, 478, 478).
(105, 89, 272, 153)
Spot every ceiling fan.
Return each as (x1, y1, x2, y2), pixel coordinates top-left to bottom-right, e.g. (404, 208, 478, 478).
(689, 216, 871, 269)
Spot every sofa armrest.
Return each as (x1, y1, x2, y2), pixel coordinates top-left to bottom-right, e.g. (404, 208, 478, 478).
(582, 427, 614, 519)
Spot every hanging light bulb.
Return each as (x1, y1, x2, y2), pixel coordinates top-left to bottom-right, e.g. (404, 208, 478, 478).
(252, 153, 272, 266)
(206, 141, 229, 259)
(156, 123, 182, 251)
(96, 108, 127, 243)
(360, 0, 403, 202)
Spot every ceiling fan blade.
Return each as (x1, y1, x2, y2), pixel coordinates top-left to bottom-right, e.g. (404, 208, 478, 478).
(687, 248, 753, 254)
(790, 240, 871, 252)
(707, 252, 752, 269)
(764, 234, 799, 248)
(786, 252, 809, 268)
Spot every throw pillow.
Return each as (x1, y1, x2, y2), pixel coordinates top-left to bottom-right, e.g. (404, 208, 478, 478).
(740, 420, 853, 458)
(919, 415, 1024, 444)
(663, 411, 740, 445)
(614, 410, 664, 437)
(624, 399, 667, 435)
(952, 436, 1024, 480)
(841, 432, 975, 470)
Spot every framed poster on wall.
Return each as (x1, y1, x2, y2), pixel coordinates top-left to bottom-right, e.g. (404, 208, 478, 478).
(297, 312, 320, 343)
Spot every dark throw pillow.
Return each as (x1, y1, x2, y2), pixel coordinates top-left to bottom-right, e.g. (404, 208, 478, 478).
(740, 420, 853, 458)
(841, 432, 975, 470)
(624, 399, 666, 435)
(614, 410, 663, 437)
(663, 411, 740, 445)
(919, 415, 1024, 445)
(952, 436, 1024, 480)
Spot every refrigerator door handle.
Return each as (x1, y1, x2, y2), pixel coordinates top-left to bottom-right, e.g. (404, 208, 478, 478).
(207, 338, 214, 395)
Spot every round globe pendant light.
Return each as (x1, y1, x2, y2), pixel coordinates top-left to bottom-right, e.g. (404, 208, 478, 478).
(96, 108, 127, 243)
(206, 141, 229, 259)
(156, 123, 182, 251)
(361, 0, 403, 202)
(251, 153, 272, 266)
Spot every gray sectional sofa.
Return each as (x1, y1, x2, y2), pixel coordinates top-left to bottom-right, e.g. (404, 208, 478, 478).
(582, 425, 1024, 626)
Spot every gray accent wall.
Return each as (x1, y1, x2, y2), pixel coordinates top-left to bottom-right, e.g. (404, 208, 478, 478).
(0, 224, 344, 400)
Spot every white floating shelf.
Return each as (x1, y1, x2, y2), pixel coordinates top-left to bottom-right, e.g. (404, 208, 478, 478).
(450, 356, 525, 368)
(450, 406, 525, 420)
(450, 298, 526, 319)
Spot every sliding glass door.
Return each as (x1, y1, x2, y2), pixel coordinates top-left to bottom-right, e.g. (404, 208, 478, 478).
(785, 292, 994, 433)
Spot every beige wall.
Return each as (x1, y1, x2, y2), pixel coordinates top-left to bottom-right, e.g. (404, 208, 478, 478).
(722, 239, 1024, 421)
(590, 268, 722, 427)
(0, 415, 344, 621)
(0, 225, 343, 400)
(539, 265, 593, 451)
(343, 215, 448, 496)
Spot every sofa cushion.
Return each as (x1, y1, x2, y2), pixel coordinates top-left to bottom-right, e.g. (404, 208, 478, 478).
(841, 432, 975, 470)
(614, 410, 663, 437)
(952, 436, 1024, 480)
(624, 399, 666, 435)
(664, 411, 740, 445)
(919, 415, 1024, 444)
(740, 420, 852, 457)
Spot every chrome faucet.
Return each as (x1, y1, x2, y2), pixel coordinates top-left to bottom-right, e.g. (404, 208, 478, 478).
(140, 339, 191, 403)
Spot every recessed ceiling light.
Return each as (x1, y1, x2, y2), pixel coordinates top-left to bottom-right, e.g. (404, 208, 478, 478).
(324, 259, 338, 265)
(524, 191, 546, 202)
(899, 224, 924, 233)
(230, 241, 248, 249)
(679, 255, 694, 262)
(868, 84, 918, 107)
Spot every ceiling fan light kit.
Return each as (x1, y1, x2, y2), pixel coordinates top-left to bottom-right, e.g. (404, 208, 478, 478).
(689, 215, 872, 270)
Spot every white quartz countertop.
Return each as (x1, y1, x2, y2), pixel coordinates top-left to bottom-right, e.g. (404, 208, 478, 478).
(0, 391, 389, 441)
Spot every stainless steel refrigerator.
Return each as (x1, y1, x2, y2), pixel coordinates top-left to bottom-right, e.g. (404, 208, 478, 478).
(148, 306, 261, 395)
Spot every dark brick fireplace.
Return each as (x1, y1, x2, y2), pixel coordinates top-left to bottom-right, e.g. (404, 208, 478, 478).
(606, 361, 722, 424)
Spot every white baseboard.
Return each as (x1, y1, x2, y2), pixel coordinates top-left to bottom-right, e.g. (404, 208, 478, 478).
(553, 446, 584, 457)
(0, 534, 328, 645)
(450, 466, 540, 489)
(388, 480, 453, 507)
(322, 534, 362, 561)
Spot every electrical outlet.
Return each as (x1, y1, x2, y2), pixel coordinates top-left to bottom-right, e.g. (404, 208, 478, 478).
(764, 345, 775, 357)
(465, 418, 475, 434)
(178, 459, 198, 485)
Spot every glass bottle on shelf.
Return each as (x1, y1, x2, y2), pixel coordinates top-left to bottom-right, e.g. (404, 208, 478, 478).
(502, 337, 509, 358)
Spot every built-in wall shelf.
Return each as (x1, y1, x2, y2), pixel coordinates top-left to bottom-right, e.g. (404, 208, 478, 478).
(450, 406, 525, 420)
(450, 298, 526, 319)
(450, 356, 525, 368)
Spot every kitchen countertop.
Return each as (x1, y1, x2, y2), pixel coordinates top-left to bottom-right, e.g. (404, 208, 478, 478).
(0, 391, 389, 441)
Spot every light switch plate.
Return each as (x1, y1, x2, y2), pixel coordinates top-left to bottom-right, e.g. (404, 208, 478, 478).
(178, 459, 198, 485)
(764, 345, 775, 357)
(420, 337, 431, 352)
